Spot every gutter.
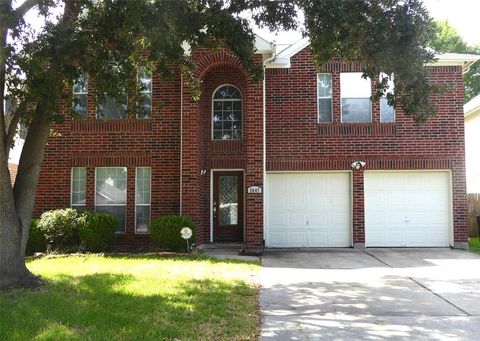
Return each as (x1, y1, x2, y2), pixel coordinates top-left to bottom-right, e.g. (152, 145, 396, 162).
(180, 73, 183, 215)
(262, 42, 277, 241)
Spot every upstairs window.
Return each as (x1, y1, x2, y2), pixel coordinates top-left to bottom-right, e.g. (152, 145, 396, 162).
(212, 85, 242, 140)
(73, 74, 88, 119)
(340, 72, 372, 123)
(317, 73, 332, 123)
(379, 73, 395, 123)
(97, 94, 128, 120)
(137, 66, 152, 119)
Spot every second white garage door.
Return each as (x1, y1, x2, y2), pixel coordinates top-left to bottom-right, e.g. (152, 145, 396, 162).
(266, 172, 351, 247)
(365, 171, 451, 247)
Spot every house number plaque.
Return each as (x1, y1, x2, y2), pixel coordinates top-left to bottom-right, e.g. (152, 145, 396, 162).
(247, 186, 262, 194)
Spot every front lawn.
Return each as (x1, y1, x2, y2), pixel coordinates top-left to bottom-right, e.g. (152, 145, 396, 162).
(0, 255, 260, 340)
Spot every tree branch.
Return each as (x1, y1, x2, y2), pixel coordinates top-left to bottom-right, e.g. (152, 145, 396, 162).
(5, 112, 20, 156)
(12, 0, 40, 22)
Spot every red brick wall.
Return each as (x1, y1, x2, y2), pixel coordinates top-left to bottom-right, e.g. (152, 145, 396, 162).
(34, 45, 468, 248)
(265, 49, 468, 245)
(181, 49, 264, 249)
(35, 71, 182, 246)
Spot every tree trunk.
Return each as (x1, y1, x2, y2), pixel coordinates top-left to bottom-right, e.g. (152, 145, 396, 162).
(0, 113, 50, 290)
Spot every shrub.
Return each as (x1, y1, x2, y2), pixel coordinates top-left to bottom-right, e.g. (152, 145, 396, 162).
(78, 211, 117, 252)
(26, 219, 47, 255)
(37, 208, 81, 251)
(150, 215, 195, 252)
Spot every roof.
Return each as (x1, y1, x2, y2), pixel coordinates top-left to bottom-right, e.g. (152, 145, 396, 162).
(259, 38, 480, 72)
(465, 94, 480, 119)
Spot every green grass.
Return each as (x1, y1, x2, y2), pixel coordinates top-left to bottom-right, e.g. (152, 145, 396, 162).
(469, 237, 480, 254)
(0, 254, 260, 341)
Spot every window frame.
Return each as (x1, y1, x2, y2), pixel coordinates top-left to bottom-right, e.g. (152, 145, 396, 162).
(136, 66, 153, 119)
(135, 166, 152, 234)
(94, 167, 127, 233)
(72, 74, 88, 119)
(379, 73, 396, 123)
(70, 167, 86, 210)
(211, 84, 243, 140)
(317, 73, 333, 123)
(340, 72, 372, 124)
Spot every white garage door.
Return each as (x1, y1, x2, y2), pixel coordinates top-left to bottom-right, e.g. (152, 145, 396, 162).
(266, 172, 351, 247)
(365, 171, 451, 247)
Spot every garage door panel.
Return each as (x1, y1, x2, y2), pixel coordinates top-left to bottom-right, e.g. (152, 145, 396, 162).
(270, 195, 286, 211)
(266, 173, 351, 248)
(269, 213, 287, 228)
(289, 213, 307, 226)
(308, 231, 328, 246)
(368, 213, 386, 226)
(290, 232, 308, 246)
(267, 231, 286, 247)
(365, 171, 450, 247)
(310, 213, 328, 226)
(308, 194, 328, 211)
(330, 213, 350, 226)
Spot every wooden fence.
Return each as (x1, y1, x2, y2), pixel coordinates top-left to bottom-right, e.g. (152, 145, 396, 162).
(468, 193, 480, 237)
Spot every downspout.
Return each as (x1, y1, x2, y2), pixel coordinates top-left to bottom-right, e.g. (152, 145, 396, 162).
(180, 73, 183, 215)
(262, 42, 276, 243)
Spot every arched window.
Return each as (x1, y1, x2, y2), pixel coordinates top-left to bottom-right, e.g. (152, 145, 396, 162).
(212, 85, 242, 140)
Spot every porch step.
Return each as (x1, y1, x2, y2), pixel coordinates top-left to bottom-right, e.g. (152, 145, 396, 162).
(199, 242, 245, 250)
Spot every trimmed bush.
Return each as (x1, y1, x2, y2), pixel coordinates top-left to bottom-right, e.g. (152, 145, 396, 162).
(26, 219, 47, 255)
(78, 211, 117, 252)
(38, 208, 81, 251)
(150, 215, 195, 252)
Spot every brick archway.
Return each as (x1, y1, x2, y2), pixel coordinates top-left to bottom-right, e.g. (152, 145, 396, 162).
(193, 49, 250, 81)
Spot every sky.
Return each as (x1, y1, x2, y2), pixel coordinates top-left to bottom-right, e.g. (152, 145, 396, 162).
(255, 0, 480, 46)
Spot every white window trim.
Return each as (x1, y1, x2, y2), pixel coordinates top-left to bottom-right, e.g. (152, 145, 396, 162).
(211, 84, 243, 140)
(340, 73, 372, 124)
(71, 167, 86, 209)
(136, 67, 152, 119)
(379, 73, 396, 123)
(94, 167, 127, 233)
(317, 73, 332, 123)
(72, 75, 88, 117)
(135, 166, 152, 234)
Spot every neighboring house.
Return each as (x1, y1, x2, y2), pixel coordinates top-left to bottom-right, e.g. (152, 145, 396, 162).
(7, 134, 24, 186)
(8, 163, 17, 186)
(465, 94, 480, 194)
(34, 36, 480, 251)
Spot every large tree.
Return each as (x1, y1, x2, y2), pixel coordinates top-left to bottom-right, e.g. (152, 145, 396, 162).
(428, 20, 480, 102)
(1, 0, 437, 289)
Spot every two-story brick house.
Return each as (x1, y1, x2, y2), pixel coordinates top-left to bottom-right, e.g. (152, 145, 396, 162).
(34, 35, 479, 251)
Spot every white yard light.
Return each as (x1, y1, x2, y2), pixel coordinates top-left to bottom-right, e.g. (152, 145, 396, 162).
(351, 161, 366, 170)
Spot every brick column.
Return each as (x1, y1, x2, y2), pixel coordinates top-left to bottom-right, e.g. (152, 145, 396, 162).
(352, 169, 365, 248)
(243, 80, 264, 252)
(181, 80, 204, 244)
(452, 159, 469, 249)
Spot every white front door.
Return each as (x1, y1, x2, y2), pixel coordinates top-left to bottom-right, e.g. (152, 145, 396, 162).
(365, 171, 451, 247)
(266, 172, 351, 247)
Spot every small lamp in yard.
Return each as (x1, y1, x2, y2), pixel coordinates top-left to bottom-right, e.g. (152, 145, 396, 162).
(180, 227, 193, 253)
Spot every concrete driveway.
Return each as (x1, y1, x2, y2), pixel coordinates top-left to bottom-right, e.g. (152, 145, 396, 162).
(261, 249, 480, 340)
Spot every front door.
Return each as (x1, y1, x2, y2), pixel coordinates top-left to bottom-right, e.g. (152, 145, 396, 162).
(213, 171, 244, 242)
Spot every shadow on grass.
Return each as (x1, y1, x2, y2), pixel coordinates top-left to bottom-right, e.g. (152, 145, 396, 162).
(26, 253, 260, 266)
(0, 272, 258, 340)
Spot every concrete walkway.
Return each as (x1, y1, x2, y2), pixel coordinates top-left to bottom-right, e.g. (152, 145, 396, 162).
(261, 249, 480, 340)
